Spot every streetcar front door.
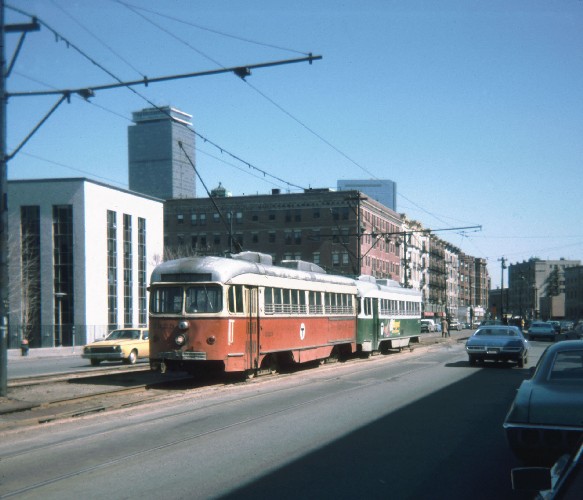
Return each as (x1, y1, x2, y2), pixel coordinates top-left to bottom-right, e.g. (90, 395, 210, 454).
(246, 287, 260, 373)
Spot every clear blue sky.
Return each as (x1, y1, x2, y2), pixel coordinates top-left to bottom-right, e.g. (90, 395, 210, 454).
(5, 0, 583, 288)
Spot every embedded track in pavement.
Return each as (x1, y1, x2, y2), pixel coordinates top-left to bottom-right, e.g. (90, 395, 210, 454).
(1, 332, 468, 432)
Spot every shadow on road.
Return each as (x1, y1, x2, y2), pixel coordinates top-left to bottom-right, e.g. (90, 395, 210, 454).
(220, 366, 532, 500)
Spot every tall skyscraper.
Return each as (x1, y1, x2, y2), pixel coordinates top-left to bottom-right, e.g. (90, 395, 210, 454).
(128, 106, 196, 200)
(337, 179, 397, 211)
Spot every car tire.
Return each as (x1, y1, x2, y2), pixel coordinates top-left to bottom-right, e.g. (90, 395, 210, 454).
(90, 359, 101, 366)
(469, 356, 477, 366)
(126, 350, 137, 365)
(517, 355, 525, 368)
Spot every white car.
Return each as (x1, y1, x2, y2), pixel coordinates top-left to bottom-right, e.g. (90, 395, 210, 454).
(420, 319, 436, 333)
(449, 320, 462, 331)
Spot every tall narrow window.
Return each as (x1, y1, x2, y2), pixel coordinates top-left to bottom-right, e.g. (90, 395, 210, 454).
(107, 210, 117, 329)
(53, 205, 74, 346)
(138, 218, 147, 326)
(123, 214, 133, 327)
(20, 206, 41, 347)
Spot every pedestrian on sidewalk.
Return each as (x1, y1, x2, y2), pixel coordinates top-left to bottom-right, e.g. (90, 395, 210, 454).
(441, 317, 449, 338)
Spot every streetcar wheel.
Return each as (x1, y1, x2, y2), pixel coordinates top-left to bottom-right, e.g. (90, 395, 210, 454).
(245, 369, 256, 380)
(90, 359, 101, 366)
(258, 355, 278, 375)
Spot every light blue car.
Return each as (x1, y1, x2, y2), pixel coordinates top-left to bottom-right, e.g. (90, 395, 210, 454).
(528, 321, 559, 342)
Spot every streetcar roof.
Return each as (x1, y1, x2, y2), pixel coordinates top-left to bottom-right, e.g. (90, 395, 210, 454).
(150, 255, 357, 288)
(355, 277, 422, 300)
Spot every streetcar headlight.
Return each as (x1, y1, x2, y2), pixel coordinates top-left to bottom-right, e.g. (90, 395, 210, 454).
(207, 336, 216, 345)
(178, 320, 189, 330)
(175, 333, 187, 346)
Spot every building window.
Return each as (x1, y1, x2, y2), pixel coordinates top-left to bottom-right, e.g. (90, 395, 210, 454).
(341, 228, 349, 244)
(138, 218, 147, 326)
(268, 231, 276, 243)
(294, 230, 301, 244)
(313, 208, 320, 219)
(313, 252, 320, 265)
(285, 211, 292, 223)
(107, 211, 118, 330)
(294, 210, 301, 222)
(123, 214, 133, 327)
(332, 252, 340, 266)
(199, 213, 207, 226)
(54, 205, 74, 346)
(20, 206, 41, 347)
(213, 213, 220, 223)
(252, 214, 259, 221)
(269, 212, 276, 221)
(190, 214, 197, 225)
(284, 230, 293, 245)
(213, 233, 221, 245)
(236, 212, 243, 224)
(177, 214, 184, 224)
(252, 232, 259, 243)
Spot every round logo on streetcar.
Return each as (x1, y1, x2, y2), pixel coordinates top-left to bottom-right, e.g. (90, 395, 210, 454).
(300, 323, 306, 340)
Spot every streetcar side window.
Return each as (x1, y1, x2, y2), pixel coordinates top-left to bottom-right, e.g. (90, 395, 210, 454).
(273, 288, 283, 313)
(299, 290, 307, 314)
(264, 287, 274, 314)
(309, 291, 323, 314)
(364, 297, 372, 316)
(150, 286, 183, 314)
(228, 285, 245, 314)
(283, 289, 291, 313)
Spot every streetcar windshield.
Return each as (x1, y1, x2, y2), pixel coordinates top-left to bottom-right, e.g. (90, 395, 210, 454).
(150, 286, 183, 314)
(185, 285, 222, 313)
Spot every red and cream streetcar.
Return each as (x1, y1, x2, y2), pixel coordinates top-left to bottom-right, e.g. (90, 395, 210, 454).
(148, 252, 358, 377)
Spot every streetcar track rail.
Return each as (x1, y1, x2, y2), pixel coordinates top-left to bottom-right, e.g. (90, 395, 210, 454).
(0, 334, 466, 432)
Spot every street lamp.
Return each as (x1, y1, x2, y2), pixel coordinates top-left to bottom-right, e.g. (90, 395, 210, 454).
(55, 292, 67, 347)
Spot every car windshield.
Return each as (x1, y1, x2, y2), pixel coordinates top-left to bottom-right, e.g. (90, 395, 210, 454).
(107, 329, 141, 340)
(549, 350, 583, 380)
(475, 328, 518, 337)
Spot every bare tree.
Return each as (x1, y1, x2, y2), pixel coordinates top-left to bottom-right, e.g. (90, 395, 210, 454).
(8, 229, 41, 345)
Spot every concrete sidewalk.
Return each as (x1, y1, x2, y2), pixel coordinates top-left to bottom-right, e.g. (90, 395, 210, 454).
(7, 346, 78, 361)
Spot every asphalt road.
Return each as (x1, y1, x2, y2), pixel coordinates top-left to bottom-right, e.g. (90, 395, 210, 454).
(0, 339, 548, 500)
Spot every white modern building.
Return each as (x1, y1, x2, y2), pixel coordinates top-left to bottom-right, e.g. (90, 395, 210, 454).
(7, 178, 163, 348)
